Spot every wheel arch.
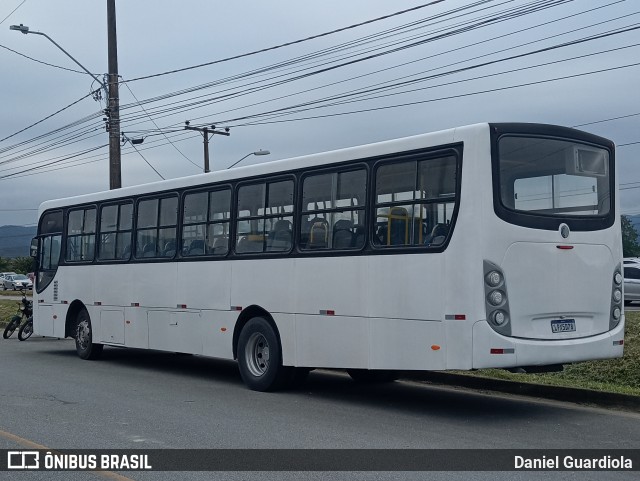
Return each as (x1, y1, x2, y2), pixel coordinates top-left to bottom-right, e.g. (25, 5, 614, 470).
(65, 300, 87, 338)
(232, 305, 281, 360)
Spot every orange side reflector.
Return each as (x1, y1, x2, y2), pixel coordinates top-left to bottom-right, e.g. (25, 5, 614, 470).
(221, 327, 227, 332)
(431, 345, 441, 351)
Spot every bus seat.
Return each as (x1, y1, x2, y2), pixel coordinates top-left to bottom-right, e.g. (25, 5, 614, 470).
(268, 219, 292, 251)
(309, 220, 328, 249)
(426, 223, 449, 245)
(162, 241, 176, 257)
(389, 207, 408, 245)
(211, 236, 228, 255)
(188, 239, 205, 255)
(332, 219, 353, 249)
(142, 243, 156, 257)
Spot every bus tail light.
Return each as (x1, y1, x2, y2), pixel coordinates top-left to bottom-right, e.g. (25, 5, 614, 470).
(483, 260, 511, 337)
(610, 264, 623, 331)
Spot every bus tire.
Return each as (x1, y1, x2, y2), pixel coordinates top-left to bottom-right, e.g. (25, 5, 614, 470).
(347, 369, 398, 384)
(237, 317, 291, 392)
(75, 308, 103, 360)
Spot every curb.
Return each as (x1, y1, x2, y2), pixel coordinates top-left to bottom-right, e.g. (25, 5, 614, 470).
(402, 371, 640, 412)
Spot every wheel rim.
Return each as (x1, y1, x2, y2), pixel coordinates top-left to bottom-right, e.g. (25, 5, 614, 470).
(244, 332, 270, 377)
(76, 319, 91, 350)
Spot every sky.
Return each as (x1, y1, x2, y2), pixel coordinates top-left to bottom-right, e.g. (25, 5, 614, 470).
(0, 0, 638, 227)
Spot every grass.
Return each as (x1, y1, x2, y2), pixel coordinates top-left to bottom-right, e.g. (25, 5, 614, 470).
(0, 289, 33, 298)
(1, 298, 637, 396)
(0, 298, 20, 324)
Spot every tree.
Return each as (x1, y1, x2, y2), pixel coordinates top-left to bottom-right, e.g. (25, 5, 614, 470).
(621, 215, 640, 257)
(7, 257, 34, 274)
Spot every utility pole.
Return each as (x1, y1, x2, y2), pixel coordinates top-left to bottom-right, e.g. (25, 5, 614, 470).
(184, 123, 230, 173)
(107, 0, 122, 189)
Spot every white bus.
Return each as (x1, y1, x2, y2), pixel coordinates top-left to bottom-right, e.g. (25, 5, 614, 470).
(31, 122, 624, 391)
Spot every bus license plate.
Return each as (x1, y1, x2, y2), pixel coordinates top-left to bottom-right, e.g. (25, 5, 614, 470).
(551, 319, 576, 333)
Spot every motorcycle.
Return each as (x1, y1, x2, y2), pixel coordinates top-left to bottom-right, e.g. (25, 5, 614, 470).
(2, 290, 33, 340)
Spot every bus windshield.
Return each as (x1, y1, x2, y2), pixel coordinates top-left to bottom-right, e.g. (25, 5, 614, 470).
(497, 136, 611, 217)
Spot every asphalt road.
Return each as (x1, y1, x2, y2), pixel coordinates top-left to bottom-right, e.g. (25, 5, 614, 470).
(0, 336, 638, 481)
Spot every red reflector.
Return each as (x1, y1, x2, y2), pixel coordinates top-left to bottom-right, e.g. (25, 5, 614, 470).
(614, 340, 624, 346)
(177, 304, 187, 309)
(556, 245, 574, 250)
(131, 302, 140, 307)
(94, 301, 102, 306)
(326, 310, 335, 316)
(232, 306, 242, 311)
(490, 348, 515, 354)
(454, 314, 466, 320)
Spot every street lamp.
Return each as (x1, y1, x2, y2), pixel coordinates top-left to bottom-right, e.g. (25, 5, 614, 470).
(9, 24, 106, 94)
(10, 14, 122, 190)
(227, 150, 271, 169)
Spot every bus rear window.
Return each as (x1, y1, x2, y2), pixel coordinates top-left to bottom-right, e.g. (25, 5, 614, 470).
(498, 136, 611, 217)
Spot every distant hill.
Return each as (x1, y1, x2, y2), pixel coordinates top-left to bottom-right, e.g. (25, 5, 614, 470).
(0, 225, 37, 258)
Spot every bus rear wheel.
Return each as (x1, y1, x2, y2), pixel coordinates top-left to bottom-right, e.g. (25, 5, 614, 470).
(75, 308, 103, 360)
(237, 317, 291, 391)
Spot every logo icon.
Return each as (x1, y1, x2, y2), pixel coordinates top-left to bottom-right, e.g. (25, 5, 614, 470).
(7, 451, 40, 470)
(559, 223, 570, 239)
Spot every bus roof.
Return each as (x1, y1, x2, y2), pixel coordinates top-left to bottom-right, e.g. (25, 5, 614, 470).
(39, 123, 478, 214)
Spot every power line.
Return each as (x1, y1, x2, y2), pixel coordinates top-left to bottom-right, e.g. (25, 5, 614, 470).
(125, 0, 448, 83)
(117, 0, 576, 129)
(226, 61, 640, 127)
(218, 28, 640, 126)
(160, 2, 631, 132)
(0, 0, 27, 26)
(0, 43, 87, 74)
(0, 92, 96, 145)
(120, 78, 200, 172)
(0, 144, 107, 180)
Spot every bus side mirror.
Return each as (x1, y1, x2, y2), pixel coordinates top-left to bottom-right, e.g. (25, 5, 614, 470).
(30, 237, 38, 258)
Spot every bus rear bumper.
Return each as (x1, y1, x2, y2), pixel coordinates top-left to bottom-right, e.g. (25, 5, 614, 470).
(472, 317, 625, 369)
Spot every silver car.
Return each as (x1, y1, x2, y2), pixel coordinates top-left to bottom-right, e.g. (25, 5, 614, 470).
(623, 264, 640, 305)
(2, 274, 32, 291)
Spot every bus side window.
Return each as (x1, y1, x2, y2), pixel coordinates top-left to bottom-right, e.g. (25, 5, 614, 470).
(300, 168, 366, 251)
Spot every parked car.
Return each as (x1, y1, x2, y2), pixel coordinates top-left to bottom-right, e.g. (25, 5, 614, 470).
(2, 274, 32, 291)
(624, 264, 640, 305)
(623, 257, 640, 266)
(0, 272, 16, 282)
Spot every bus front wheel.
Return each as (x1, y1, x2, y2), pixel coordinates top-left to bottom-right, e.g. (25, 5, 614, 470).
(237, 317, 291, 392)
(75, 308, 103, 360)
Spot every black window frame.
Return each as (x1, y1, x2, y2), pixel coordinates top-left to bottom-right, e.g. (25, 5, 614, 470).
(97, 200, 134, 262)
(35, 209, 64, 294)
(65, 205, 97, 263)
(490, 123, 616, 232)
(298, 165, 368, 252)
(370, 147, 462, 252)
(181, 185, 233, 258)
(234, 176, 296, 256)
(134, 194, 179, 260)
